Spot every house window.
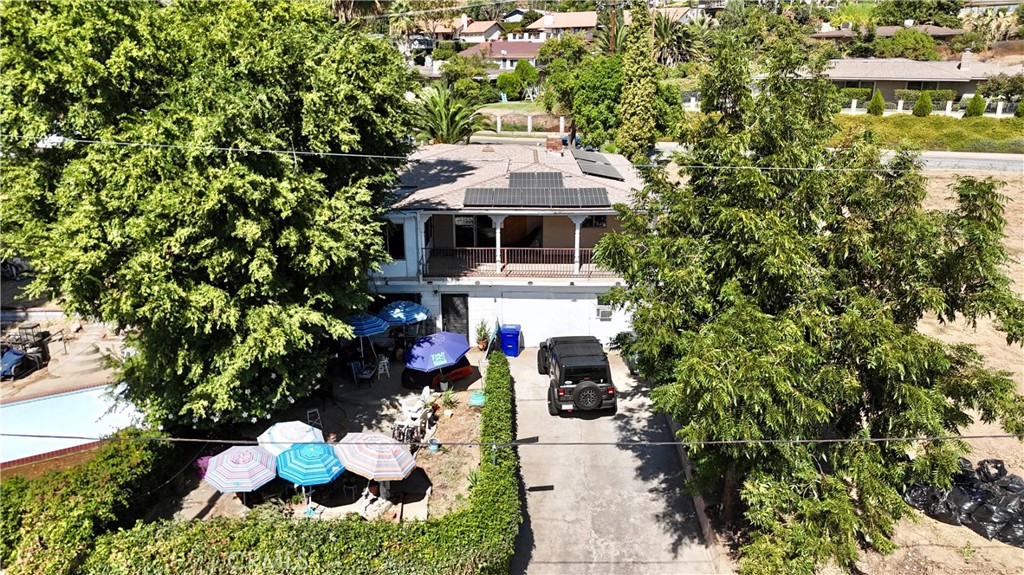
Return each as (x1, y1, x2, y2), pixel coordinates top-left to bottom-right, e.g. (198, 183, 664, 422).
(582, 216, 607, 228)
(384, 222, 405, 260)
(907, 81, 939, 91)
(839, 81, 869, 89)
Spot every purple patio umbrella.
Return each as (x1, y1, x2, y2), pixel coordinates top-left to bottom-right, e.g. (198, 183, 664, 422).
(404, 331, 471, 372)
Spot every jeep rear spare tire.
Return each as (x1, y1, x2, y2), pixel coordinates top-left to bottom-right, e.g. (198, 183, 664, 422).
(572, 382, 602, 410)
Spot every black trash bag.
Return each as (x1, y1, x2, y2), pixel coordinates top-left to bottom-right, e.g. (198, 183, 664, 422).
(969, 494, 1020, 525)
(928, 496, 963, 526)
(994, 474, 1024, 494)
(946, 485, 990, 517)
(955, 457, 980, 485)
(977, 459, 1008, 483)
(965, 517, 1009, 540)
(904, 484, 941, 511)
(995, 517, 1024, 549)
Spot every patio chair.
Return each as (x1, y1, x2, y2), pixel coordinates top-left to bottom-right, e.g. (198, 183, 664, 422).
(349, 361, 376, 388)
(306, 408, 322, 429)
(377, 355, 390, 380)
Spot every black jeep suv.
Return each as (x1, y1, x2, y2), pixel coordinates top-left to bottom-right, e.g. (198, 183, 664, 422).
(537, 336, 617, 416)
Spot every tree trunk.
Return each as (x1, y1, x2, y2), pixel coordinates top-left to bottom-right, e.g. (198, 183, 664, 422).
(719, 467, 739, 525)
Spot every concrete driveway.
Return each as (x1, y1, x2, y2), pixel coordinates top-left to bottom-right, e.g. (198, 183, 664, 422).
(509, 348, 716, 575)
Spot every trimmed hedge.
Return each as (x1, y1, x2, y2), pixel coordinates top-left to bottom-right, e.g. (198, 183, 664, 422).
(893, 89, 956, 107)
(80, 352, 521, 575)
(839, 87, 871, 104)
(0, 429, 177, 574)
(832, 115, 1024, 153)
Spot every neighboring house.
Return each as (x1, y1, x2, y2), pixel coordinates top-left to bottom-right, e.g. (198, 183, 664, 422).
(502, 8, 546, 23)
(459, 41, 543, 74)
(823, 52, 997, 101)
(508, 11, 598, 42)
(811, 24, 965, 41)
(457, 20, 503, 43)
(373, 143, 639, 347)
(417, 17, 460, 41)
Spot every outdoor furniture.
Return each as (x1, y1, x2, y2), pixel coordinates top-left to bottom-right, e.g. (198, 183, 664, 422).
(346, 313, 390, 359)
(306, 408, 322, 429)
(377, 355, 390, 380)
(349, 361, 376, 388)
(257, 421, 325, 457)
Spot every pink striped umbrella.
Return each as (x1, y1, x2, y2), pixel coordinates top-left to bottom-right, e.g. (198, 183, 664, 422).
(334, 433, 416, 481)
(204, 446, 277, 493)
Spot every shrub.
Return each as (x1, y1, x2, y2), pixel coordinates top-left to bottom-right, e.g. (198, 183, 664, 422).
(929, 89, 957, 105)
(1017, 100, 1024, 118)
(873, 29, 940, 60)
(867, 90, 885, 116)
(979, 73, 1024, 101)
(0, 429, 177, 574)
(894, 89, 920, 106)
(913, 92, 933, 117)
(513, 59, 538, 87)
(431, 44, 456, 61)
(79, 353, 523, 575)
(839, 87, 872, 104)
(964, 93, 986, 117)
(496, 72, 523, 99)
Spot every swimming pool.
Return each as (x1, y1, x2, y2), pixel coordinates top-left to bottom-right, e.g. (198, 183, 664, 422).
(0, 384, 141, 463)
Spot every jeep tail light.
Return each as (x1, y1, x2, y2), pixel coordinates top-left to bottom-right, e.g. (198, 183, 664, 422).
(557, 389, 566, 398)
(607, 387, 615, 395)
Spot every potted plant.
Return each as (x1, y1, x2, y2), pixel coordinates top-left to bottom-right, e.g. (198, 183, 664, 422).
(475, 319, 490, 351)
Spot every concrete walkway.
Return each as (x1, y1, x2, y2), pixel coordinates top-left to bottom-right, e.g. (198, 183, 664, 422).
(509, 349, 716, 575)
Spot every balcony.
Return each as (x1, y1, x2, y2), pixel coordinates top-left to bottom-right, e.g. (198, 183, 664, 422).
(422, 247, 618, 279)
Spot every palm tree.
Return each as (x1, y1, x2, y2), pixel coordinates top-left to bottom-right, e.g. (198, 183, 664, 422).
(653, 13, 681, 66)
(415, 84, 487, 144)
(678, 14, 718, 63)
(593, 21, 629, 55)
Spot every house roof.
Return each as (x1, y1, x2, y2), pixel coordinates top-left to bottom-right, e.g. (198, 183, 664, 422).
(623, 7, 691, 25)
(811, 24, 964, 39)
(461, 20, 500, 34)
(525, 11, 598, 30)
(459, 41, 542, 60)
(824, 58, 994, 82)
(392, 144, 642, 211)
(418, 17, 459, 34)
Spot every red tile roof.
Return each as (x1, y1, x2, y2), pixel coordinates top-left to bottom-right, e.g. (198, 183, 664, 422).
(459, 41, 542, 60)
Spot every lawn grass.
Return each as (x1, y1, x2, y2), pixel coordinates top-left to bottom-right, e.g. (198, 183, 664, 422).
(832, 115, 1024, 154)
(477, 100, 545, 114)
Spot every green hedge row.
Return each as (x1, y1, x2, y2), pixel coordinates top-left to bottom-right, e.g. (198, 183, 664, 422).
(893, 88, 957, 106)
(79, 351, 521, 575)
(0, 429, 178, 574)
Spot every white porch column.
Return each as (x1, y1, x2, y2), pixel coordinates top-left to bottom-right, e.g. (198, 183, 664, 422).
(568, 215, 588, 274)
(490, 215, 507, 273)
(416, 212, 430, 279)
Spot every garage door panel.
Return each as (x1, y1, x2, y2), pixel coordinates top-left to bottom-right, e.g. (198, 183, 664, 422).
(500, 292, 594, 347)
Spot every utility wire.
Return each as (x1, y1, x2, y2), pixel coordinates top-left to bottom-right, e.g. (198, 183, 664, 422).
(4, 134, 1011, 174)
(4, 432, 1021, 449)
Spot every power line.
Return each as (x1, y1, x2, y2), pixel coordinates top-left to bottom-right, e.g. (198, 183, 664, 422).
(4, 431, 1021, 449)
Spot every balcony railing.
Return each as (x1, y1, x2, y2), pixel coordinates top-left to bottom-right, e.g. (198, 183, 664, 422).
(422, 247, 618, 279)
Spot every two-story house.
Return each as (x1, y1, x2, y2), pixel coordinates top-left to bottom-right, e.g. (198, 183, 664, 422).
(373, 143, 638, 347)
(458, 41, 543, 73)
(507, 11, 598, 42)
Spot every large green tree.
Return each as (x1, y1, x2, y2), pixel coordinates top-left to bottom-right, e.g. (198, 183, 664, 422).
(572, 55, 623, 147)
(595, 31, 1024, 573)
(0, 0, 415, 428)
(615, 0, 657, 163)
(538, 33, 589, 142)
(872, 0, 964, 28)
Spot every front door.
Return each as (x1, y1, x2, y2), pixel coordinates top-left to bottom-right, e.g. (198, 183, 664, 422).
(441, 294, 469, 338)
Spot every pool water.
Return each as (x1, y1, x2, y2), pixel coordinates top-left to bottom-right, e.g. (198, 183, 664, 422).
(1, 384, 141, 463)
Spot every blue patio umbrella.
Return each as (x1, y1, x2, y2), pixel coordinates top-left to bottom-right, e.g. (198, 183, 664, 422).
(277, 443, 345, 486)
(376, 301, 429, 326)
(405, 331, 471, 372)
(347, 313, 390, 359)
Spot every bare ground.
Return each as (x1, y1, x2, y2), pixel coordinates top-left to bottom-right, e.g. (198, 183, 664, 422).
(414, 389, 481, 517)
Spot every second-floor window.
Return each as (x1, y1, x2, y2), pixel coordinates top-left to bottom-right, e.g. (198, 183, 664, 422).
(385, 222, 406, 260)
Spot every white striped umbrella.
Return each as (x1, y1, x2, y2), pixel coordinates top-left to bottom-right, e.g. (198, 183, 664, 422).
(334, 433, 416, 482)
(204, 446, 276, 493)
(257, 421, 325, 457)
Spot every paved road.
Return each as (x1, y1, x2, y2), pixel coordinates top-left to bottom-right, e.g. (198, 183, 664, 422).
(508, 349, 715, 575)
(470, 135, 1023, 172)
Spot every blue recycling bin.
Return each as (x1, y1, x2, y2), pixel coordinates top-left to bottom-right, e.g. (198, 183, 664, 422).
(499, 324, 522, 357)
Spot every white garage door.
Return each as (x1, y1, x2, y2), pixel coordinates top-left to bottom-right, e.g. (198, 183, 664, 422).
(500, 292, 595, 347)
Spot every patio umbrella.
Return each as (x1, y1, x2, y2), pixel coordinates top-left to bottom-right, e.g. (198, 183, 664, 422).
(334, 433, 417, 482)
(405, 331, 471, 372)
(276, 443, 345, 507)
(347, 313, 390, 359)
(257, 421, 325, 457)
(376, 301, 429, 326)
(204, 445, 277, 494)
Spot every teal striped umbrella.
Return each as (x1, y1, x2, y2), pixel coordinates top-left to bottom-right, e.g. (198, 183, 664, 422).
(276, 443, 345, 486)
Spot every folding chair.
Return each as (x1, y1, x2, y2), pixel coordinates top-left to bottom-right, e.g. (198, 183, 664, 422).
(306, 408, 322, 429)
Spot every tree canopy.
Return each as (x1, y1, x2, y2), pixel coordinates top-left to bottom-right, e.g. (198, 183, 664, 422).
(595, 29, 1024, 573)
(0, 0, 415, 428)
(615, 0, 657, 162)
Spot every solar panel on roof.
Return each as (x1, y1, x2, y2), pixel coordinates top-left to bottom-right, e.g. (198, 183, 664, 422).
(509, 172, 564, 189)
(571, 148, 609, 164)
(465, 185, 610, 208)
(578, 162, 624, 181)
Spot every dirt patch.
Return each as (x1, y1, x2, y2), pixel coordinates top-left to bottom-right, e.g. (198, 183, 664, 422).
(414, 390, 482, 517)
